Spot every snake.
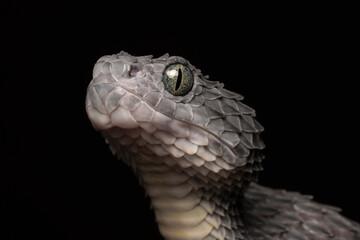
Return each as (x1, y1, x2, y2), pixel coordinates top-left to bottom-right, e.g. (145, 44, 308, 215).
(85, 51, 360, 240)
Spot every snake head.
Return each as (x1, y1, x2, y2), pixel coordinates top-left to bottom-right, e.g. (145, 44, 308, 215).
(86, 51, 264, 182)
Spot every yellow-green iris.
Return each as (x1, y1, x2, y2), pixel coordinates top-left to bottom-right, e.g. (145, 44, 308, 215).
(162, 64, 193, 96)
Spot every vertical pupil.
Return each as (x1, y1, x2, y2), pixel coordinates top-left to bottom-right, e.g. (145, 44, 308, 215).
(175, 68, 182, 91)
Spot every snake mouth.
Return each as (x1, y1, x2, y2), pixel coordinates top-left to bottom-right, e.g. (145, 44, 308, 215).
(86, 81, 249, 172)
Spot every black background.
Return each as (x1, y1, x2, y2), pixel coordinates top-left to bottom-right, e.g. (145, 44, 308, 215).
(1, 2, 359, 239)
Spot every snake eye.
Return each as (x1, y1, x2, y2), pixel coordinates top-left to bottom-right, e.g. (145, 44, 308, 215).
(162, 64, 193, 96)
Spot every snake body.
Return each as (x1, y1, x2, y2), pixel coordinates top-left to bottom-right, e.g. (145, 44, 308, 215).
(86, 51, 360, 240)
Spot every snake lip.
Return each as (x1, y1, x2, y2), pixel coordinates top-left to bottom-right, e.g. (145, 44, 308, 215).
(87, 77, 257, 170)
(86, 82, 248, 166)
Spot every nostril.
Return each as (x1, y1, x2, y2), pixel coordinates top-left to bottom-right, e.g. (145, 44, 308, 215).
(128, 64, 144, 78)
(129, 65, 139, 76)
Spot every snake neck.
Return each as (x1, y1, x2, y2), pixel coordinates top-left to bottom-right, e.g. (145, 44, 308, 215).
(143, 169, 247, 240)
(146, 177, 246, 240)
(132, 157, 247, 240)
(103, 131, 257, 240)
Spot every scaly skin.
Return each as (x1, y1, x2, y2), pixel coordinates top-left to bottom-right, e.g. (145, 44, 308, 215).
(86, 51, 360, 240)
